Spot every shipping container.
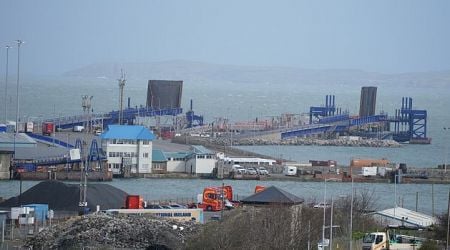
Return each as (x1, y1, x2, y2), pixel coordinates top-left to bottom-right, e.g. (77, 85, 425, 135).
(125, 195, 143, 209)
(350, 158, 389, 167)
(309, 160, 337, 167)
(42, 122, 54, 135)
(362, 167, 377, 177)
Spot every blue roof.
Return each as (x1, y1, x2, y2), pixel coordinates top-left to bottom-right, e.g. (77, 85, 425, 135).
(152, 149, 167, 162)
(100, 125, 155, 140)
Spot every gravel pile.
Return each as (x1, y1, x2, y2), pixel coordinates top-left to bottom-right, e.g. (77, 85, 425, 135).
(0, 180, 128, 211)
(25, 213, 199, 249)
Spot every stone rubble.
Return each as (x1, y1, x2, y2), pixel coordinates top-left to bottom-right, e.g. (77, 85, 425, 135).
(25, 213, 199, 249)
(209, 137, 401, 147)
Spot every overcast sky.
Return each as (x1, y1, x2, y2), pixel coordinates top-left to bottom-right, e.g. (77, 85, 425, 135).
(1, 0, 450, 75)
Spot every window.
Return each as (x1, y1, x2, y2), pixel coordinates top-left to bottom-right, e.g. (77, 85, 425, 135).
(153, 163, 164, 170)
(375, 235, 383, 244)
(142, 140, 149, 145)
(143, 152, 149, 158)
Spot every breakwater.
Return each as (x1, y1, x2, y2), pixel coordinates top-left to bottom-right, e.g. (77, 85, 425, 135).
(234, 137, 401, 147)
(175, 136, 401, 148)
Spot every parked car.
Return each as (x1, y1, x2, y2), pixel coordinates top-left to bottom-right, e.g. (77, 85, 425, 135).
(257, 167, 269, 175)
(168, 204, 186, 209)
(232, 165, 246, 175)
(146, 204, 163, 209)
(246, 167, 257, 175)
(313, 202, 330, 209)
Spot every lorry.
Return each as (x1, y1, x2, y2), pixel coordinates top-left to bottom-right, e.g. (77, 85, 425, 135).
(197, 185, 235, 211)
(42, 122, 54, 136)
(362, 227, 422, 250)
(283, 166, 297, 176)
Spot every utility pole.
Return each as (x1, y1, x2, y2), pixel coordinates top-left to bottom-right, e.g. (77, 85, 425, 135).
(118, 70, 126, 125)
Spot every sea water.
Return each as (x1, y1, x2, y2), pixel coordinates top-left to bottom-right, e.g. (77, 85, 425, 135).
(1, 75, 449, 213)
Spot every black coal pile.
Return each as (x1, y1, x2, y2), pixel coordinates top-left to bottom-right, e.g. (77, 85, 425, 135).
(0, 180, 128, 211)
(25, 213, 199, 249)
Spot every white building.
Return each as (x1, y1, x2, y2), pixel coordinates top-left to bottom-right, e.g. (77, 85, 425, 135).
(100, 125, 155, 176)
(186, 145, 216, 176)
(165, 152, 189, 173)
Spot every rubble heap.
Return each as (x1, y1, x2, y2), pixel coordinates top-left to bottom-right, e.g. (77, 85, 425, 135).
(25, 213, 200, 249)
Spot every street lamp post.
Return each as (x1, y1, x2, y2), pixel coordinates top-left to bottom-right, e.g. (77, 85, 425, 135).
(13, 40, 24, 161)
(330, 197, 334, 250)
(3, 45, 11, 124)
(444, 127, 449, 173)
(349, 176, 354, 250)
(322, 178, 340, 250)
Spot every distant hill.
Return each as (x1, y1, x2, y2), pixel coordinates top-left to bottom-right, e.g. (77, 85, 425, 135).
(63, 60, 450, 88)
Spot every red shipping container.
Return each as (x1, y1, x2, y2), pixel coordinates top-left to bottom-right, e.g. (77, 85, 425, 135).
(125, 195, 143, 209)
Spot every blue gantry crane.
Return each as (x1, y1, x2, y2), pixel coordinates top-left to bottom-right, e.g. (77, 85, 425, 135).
(390, 97, 430, 144)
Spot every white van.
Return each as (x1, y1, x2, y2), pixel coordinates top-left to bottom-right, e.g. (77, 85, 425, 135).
(283, 166, 297, 176)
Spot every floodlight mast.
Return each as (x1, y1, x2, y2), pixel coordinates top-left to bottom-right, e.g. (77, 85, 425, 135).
(118, 70, 126, 125)
(79, 95, 93, 213)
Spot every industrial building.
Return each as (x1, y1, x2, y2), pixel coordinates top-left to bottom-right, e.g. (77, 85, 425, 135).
(146, 80, 183, 109)
(101, 125, 155, 176)
(359, 86, 377, 117)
